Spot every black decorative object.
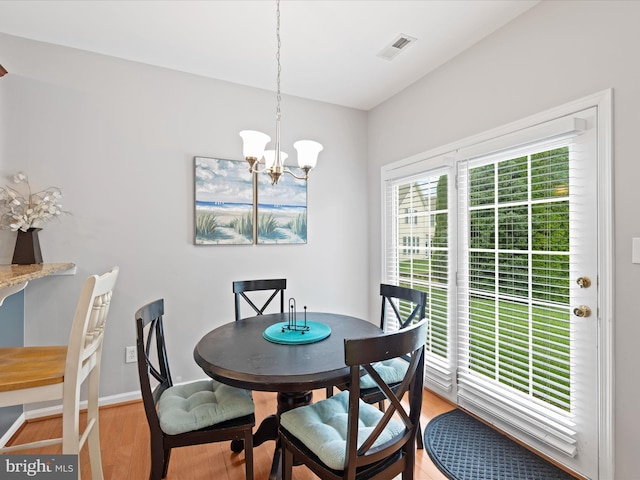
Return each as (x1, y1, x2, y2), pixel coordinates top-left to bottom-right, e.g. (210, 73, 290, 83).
(283, 298, 309, 333)
(12, 228, 43, 265)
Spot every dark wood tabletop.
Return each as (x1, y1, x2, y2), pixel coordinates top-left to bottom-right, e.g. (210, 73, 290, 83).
(193, 312, 383, 393)
(194, 311, 383, 480)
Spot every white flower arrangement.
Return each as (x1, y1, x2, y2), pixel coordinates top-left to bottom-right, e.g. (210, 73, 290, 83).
(0, 172, 65, 232)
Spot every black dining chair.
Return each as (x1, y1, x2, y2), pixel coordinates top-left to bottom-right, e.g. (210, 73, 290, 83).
(278, 318, 427, 480)
(379, 283, 426, 332)
(329, 283, 427, 448)
(232, 278, 287, 321)
(135, 299, 255, 480)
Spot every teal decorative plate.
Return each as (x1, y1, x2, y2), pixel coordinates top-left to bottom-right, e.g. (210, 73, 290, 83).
(263, 321, 331, 345)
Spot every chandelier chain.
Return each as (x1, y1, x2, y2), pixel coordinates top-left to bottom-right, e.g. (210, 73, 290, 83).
(275, 0, 282, 162)
(239, 0, 321, 185)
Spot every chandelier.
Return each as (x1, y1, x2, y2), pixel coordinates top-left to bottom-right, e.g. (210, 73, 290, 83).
(239, 0, 323, 185)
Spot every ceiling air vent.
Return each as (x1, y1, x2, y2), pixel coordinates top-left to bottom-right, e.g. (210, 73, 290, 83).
(377, 34, 417, 61)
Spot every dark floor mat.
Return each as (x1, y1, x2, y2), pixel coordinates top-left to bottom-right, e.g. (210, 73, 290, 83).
(424, 409, 576, 480)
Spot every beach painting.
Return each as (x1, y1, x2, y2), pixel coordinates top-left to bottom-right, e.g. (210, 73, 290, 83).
(195, 157, 254, 244)
(257, 169, 307, 244)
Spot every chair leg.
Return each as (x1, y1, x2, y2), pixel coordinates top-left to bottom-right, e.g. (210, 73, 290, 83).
(162, 448, 172, 478)
(244, 428, 254, 480)
(403, 442, 415, 480)
(61, 385, 81, 456)
(148, 439, 166, 480)
(61, 379, 82, 479)
(417, 421, 424, 450)
(325, 386, 333, 398)
(87, 367, 104, 480)
(282, 443, 294, 480)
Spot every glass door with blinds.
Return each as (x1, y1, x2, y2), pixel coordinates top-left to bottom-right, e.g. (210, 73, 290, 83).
(383, 104, 604, 479)
(384, 170, 454, 389)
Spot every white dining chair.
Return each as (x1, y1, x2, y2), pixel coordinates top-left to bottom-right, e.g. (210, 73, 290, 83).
(0, 267, 119, 480)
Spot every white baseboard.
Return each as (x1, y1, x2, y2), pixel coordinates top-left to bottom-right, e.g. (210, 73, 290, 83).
(24, 389, 142, 420)
(0, 389, 142, 447)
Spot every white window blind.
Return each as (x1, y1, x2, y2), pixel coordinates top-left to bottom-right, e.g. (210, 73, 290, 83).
(383, 168, 454, 391)
(456, 135, 583, 457)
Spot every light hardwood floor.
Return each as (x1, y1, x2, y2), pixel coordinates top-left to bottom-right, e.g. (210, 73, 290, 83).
(7, 388, 455, 480)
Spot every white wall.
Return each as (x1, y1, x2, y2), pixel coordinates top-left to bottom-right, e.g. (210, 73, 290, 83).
(0, 33, 370, 398)
(367, 1, 640, 478)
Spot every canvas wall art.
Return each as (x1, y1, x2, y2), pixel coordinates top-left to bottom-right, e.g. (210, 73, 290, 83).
(194, 157, 254, 244)
(257, 168, 307, 244)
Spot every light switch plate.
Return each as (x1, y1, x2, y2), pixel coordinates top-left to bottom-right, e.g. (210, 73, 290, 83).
(633, 238, 640, 264)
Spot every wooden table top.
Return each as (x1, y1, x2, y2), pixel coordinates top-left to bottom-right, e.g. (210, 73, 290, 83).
(194, 312, 382, 393)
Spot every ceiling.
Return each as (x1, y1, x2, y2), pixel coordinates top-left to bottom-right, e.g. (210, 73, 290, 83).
(0, 0, 540, 111)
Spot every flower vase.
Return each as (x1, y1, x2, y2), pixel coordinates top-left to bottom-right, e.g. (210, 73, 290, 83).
(12, 228, 43, 265)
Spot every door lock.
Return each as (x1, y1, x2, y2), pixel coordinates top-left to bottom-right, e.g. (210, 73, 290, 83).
(573, 305, 591, 318)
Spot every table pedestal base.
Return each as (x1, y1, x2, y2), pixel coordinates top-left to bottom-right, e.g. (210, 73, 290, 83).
(231, 390, 313, 479)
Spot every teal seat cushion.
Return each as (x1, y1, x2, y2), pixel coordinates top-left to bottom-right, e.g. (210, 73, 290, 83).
(279, 390, 404, 470)
(157, 379, 254, 435)
(359, 358, 408, 390)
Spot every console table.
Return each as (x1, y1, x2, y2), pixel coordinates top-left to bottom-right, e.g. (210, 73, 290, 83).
(0, 263, 75, 305)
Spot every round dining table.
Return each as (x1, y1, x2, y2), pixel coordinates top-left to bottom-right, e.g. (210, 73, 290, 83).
(193, 311, 383, 479)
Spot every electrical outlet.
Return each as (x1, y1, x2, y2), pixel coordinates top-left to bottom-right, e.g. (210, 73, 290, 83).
(125, 346, 137, 364)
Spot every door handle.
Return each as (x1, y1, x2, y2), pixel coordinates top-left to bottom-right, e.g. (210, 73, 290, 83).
(574, 305, 591, 318)
(577, 277, 592, 288)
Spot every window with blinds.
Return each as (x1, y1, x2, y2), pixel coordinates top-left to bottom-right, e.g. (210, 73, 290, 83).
(384, 170, 452, 388)
(383, 98, 610, 478)
(462, 146, 571, 403)
(456, 139, 580, 456)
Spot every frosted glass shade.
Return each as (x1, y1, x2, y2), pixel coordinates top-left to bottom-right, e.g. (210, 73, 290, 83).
(294, 140, 323, 169)
(263, 150, 288, 169)
(239, 130, 271, 159)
